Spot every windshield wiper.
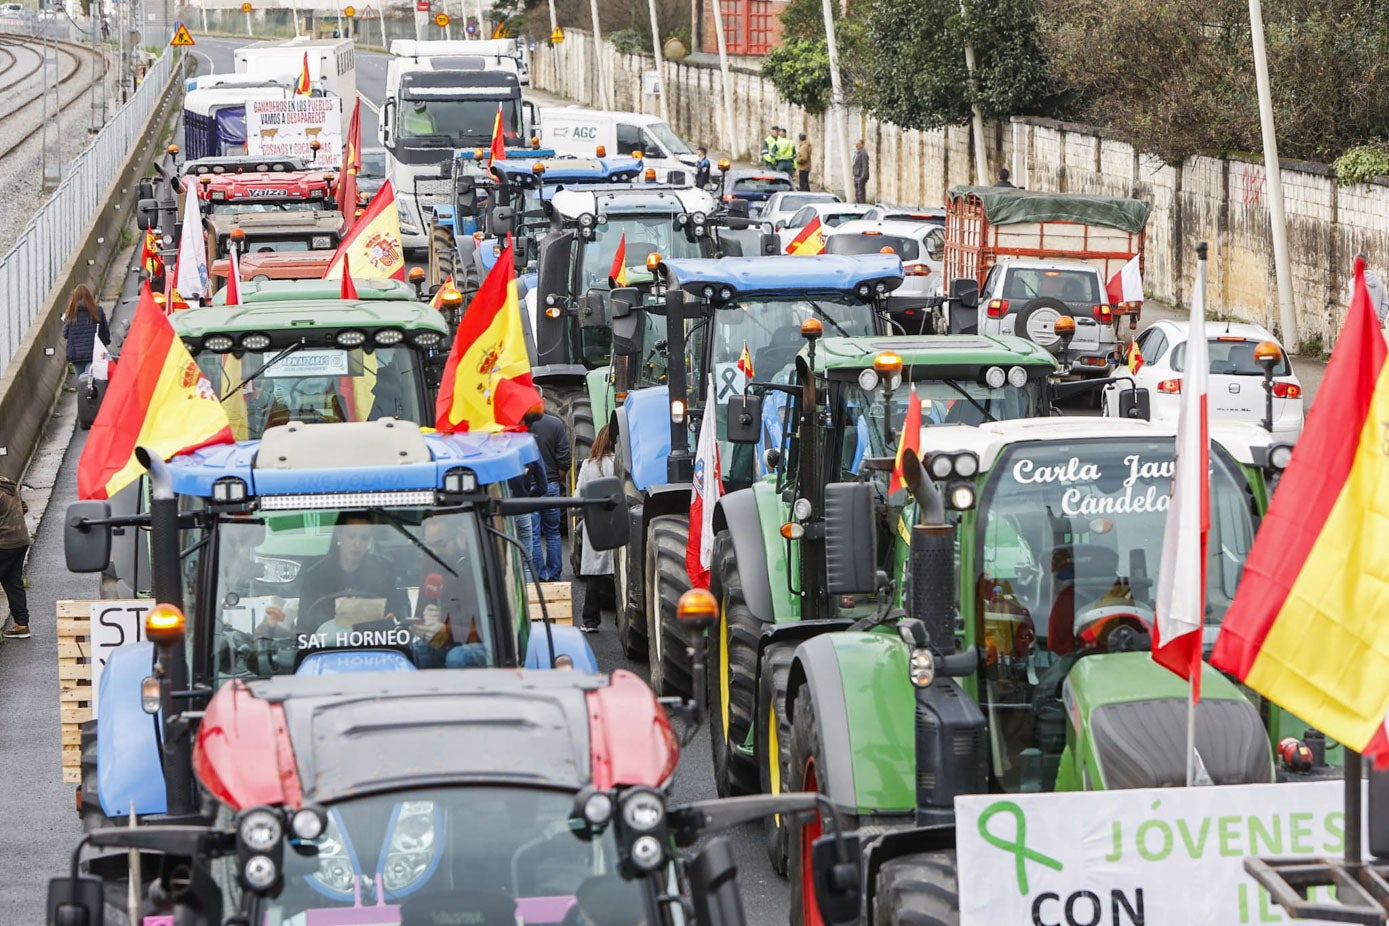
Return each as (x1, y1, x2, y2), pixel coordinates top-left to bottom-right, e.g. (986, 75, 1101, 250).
(941, 379, 998, 423)
(220, 341, 305, 403)
(378, 508, 458, 577)
(814, 305, 853, 338)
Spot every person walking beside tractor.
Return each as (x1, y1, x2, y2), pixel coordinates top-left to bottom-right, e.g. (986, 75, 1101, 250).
(0, 476, 29, 640)
(852, 138, 869, 204)
(795, 133, 813, 191)
(576, 425, 617, 633)
(62, 284, 111, 384)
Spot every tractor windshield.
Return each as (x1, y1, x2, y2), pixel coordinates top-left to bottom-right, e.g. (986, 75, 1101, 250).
(195, 345, 426, 440)
(250, 786, 652, 925)
(970, 437, 1257, 792)
(578, 214, 703, 290)
(208, 506, 524, 683)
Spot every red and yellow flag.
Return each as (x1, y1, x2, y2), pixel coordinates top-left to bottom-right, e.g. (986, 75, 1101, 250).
(785, 216, 825, 256)
(434, 238, 542, 432)
(141, 229, 163, 278)
(735, 341, 754, 379)
(888, 385, 921, 495)
(340, 252, 358, 300)
(76, 284, 234, 500)
(1211, 257, 1389, 763)
(1127, 339, 1144, 375)
(224, 246, 242, 307)
(608, 233, 627, 287)
(488, 102, 506, 167)
(430, 275, 457, 309)
(335, 97, 362, 215)
(295, 52, 312, 95)
(323, 180, 405, 282)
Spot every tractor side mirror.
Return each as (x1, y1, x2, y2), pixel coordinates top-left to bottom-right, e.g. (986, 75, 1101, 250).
(1118, 386, 1151, 421)
(609, 286, 640, 319)
(725, 393, 763, 444)
(581, 476, 629, 550)
(489, 205, 515, 238)
(65, 501, 112, 574)
(950, 276, 979, 310)
(811, 831, 863, 926)
(580, 291, 608, 328)
(454, 176, 478, 216)
(135, 179, 154, 202)
(612, 313, 641, 357)
(760, 232, 779, 255)
(47, 874, 105, 926)
(666, 170, 686, 185)
(136, 197, 158, 231)
(822, 482, 877, 595)
(437, 161, 452, 179)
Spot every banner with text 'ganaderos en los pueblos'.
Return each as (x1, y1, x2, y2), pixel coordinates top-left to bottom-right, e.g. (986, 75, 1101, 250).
(246, 97, 344, 167)
(957, 781, 1364, 926)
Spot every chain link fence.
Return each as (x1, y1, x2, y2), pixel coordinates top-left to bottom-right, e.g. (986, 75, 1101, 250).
(0, 47, 173, 373)
(193, 8, 487, 48)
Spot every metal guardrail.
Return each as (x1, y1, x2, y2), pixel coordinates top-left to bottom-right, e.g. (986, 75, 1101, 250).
(0, 46, 172, 374)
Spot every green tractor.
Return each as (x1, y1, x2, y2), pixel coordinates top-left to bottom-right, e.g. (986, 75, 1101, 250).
(777, 415, 1309, 924)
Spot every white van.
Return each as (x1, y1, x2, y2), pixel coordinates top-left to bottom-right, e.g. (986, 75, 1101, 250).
(539, 108, 699, 181)
(234, 37, 357, 103)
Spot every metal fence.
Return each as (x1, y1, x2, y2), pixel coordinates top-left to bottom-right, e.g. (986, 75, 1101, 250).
(196, 8, 489, 48)
(0, 47, 173, 374)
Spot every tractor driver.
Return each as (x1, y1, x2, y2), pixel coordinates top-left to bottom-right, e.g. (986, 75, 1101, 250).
(410, 516, 489, 668)
(296, 514, 410, 636)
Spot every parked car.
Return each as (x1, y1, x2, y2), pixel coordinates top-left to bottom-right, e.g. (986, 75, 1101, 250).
(760, 190, 841, 231)
(713, 167, 794, 219)
(773, 201, 876, 249)
(862, 203, 946, 225)
(1103, 319, 1304, 440)
(824, 218, 944, 327)
(973, 257, 1122, 376)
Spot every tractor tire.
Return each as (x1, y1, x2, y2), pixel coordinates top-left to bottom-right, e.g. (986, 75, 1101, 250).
(1012, 298, 1071, 351)
(873, 851, 961, 926)
(615, 531, 647, 661)
(708, 532, 764, 798)
(645, 514, 693, 698)
(429, 222, 456, 289)
(757, 642, 797, 875)
(78, 719, 113, 832)
(788, 692, 860, 925)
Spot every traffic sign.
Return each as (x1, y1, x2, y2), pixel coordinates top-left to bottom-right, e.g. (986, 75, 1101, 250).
(240, 1, 251, 12)
(433, 11, 449, 26)
(344, 4, 355, 15)
(415, 0, 429, 10)
(169, 21, 195, 45)
(465, 20, 476, 34)
(550, 25, 563, 43)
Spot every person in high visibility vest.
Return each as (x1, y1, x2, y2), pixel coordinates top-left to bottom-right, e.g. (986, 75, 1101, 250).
(761, 126, 780, 169)
(402, 101, 438, 137)
(774, 130, 796, 174)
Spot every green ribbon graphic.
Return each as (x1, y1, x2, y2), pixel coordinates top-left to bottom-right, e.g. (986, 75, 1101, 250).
(977, 800, 1064, 895)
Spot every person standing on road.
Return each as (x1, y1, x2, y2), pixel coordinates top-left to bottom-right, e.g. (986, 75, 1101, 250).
(774, 129, 796, 175)
(795, 133, 813, 191)
(852, 139, 869, 204)
(524, 404, 571, 582)
(0, 476, 30, 639)
(994, 168, 1017, 188)
(575, 425, 616, 633)
(761, 126, 780, 170)
(62, 284, 110, 383)
(694, 146, 711, 188)
(508, 456, 546, 581)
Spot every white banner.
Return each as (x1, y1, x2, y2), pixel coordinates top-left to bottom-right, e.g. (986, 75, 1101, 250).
(957, 782, 1364, 926)
(246, 97, 344, 167)
(262, 349, 350, 378)
(89, 600, 154, 716)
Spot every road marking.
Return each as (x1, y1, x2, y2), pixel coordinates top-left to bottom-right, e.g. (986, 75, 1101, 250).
(358, 91, 379, 115)
(191, 49, 214, 73)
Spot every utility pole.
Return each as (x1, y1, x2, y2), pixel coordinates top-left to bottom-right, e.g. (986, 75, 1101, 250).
(708, 0, 735, 156)
(588, 0, 608, 107)
(959, 0, 988, 183)
(646, 0, 669, 123)
(820, 0, 851, 200)
(1247, 0, 1298, 350)
(39, 33, 61, 191)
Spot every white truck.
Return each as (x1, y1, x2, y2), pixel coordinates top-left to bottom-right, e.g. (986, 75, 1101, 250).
(539, 107, 699, 182)
(234, 36, 357, 103)
(383, 40, 533, 250)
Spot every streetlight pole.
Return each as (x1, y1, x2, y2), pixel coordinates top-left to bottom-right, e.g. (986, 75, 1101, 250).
(1247, 0, 1298, 350)
(588, 0, 608, 107)
(959, 0, 988, 184)
(646, 0, 669, 123)
(708, 0, 735, 157)
(820, 0, 851, 200)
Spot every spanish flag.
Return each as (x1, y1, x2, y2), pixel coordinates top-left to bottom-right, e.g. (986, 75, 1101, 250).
(141, 229, 163, 278)
(295, 52, 312, 95)
(335, 96, 362, 214)
(323, 180, 406, 281)
(608, 233, 627, 287)
(339, 252, 358, 300)
(1127, 339, 1144, 375)
(735, 341, 754, 379)
(487, 102, 506, 167)
(76, 284, 234, 500)
(888, 385, 921, 495)
(1211, 257, 1389, 763)
(785, 216, 825, 256)
(434, 238, 542, 432)
(224, 245, 242, 307)
(430, 275, 457, 309)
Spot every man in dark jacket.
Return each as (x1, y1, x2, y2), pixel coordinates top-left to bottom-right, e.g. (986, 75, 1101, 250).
(524, 404, 571, 581)
(0, 477, 30, 638)
(852, 139, 869, 204)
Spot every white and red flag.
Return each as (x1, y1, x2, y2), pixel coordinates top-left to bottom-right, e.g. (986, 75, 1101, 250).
(1107, 254, 1144, 305)
(685, 375, 722, 589)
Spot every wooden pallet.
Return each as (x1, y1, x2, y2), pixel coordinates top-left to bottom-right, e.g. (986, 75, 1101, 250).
(527, 581, 573, 625)
(56, 600, 94, 785)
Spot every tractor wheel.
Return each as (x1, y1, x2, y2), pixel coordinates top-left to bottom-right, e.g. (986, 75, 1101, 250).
(429, 222, 456, 289)
(645, 514, 693, 698)
(873, 851, 961, 926)
(788, 692, 860, 925)
(78, 719, 113, 832)
(561, 390, 595, 563)
(708, 532, 764, 798)
(615, 530, 647, 661)
(757, 642, 797, 875)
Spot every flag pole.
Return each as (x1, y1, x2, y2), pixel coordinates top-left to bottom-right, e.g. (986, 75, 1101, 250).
(1186, 240, 1210, 788)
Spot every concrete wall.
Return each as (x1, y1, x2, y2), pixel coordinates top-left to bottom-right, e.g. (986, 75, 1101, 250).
(535, 33, 1389, 347)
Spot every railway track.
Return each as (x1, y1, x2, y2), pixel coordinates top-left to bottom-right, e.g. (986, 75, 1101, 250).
(0, 33, 108, 166)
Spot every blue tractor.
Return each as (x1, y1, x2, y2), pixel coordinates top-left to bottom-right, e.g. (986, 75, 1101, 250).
(606, 255, 904, 695)
(65, 418, 630, 836)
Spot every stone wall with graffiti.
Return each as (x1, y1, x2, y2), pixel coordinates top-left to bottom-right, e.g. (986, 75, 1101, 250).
(534, 34, 1389, 348)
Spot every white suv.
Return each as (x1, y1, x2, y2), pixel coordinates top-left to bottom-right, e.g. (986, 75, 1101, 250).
(974, 259, 1120, 376)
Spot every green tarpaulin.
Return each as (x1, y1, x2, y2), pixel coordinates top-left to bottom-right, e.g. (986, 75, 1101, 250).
(947, 186, 1151, 234)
